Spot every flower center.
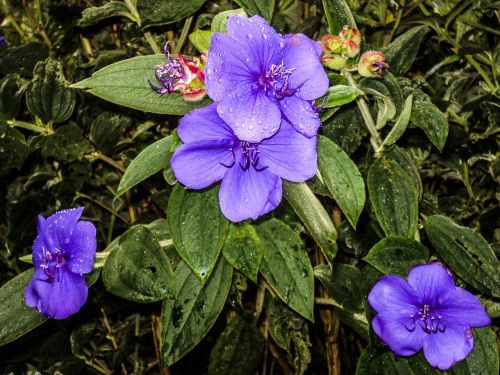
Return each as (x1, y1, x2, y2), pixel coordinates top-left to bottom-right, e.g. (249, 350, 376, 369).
(259, 63, 295, 99)
(221, 141, 267, 171)
(405, 304, 446, 333)
(39, 247, 66, 282)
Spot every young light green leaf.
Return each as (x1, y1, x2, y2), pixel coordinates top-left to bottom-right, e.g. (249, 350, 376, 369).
(321, 85, 364, 108)
(137, 0, 207, 28)
(161, 258, 233, 366)
(410, 99, 449, 152)
(256, 219, 315, 321)
(0, 269, 47, 347)
(222, 223, 263, 283)
(234, 0, 275, 21)
(368, 155, 419, 238)
(102, 225, 175, 302)
(363, 237, 428, 276)
(378, 93, 413, 151)
(189, 29, 214, 53)
(317, 135, 365, 228)
(211, 9, 247, 33)
(424, 215, 500, 297)
(71, 55, 210, 115)
(322, 0, 356, 35)
(283, 181, 337, 260)
(167, 184, 229, 283)
(116, 135, 171, 196)
(382, 26, 428, 76)
(208, 315, 264, 375)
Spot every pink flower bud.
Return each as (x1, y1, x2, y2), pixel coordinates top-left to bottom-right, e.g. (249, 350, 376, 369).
(322, 54, 348, 70)
(358, 51, 389, 78)
(321, 35, 344, 54)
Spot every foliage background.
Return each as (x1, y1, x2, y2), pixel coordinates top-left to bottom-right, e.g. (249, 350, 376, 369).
(0, 0, 499, 374)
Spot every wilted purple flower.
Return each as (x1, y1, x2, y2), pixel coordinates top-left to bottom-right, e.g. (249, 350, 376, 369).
(205, 15, 328, 142)
(171, 103, 317, 222)
(368, 263, 491, 370)
(25, 208, 96, 319)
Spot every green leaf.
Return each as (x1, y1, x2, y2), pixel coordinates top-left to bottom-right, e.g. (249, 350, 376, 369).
(358, 72, 404, 117)
(355, 348, 414, 375)
(322, 106, 367, 155)
(368, 155, 419, 238)
(0, 125, 30, 177)
(0, 74, 26, 119)
(378, 93, 413, 151)
(211, 9, 247, 33)
(234, 0, 275, 21)
(222, 223, 263, 283)
(71, 55, 210, 115)
(161, 258, 233, 366)
(90, 112, 132, 155)
(382, 26, 428, 76)
(317, 135, 365, 228)
(208, 316, 264, 375)
(283, 181, 338, 260)
(116, 135, 171, 196)
(137, 0, 207, 28)
(321, 85, 364, 108)
(102, 225, 175, 302)
(26, 58, 76, 124)
(424, 215, 500, 297)
(189, 29, 214, 53)
(410, 99, 449, 152)
(0, 269, 47, 347)
(167, 184, 229, 283)
(78, 1, 137, 27)
(256, 219, 314, 321)
(322, 0, 356, 35)
(314, 264, 369, 340)
(363, 237, 428, 276)
(386, 146, 423, 201)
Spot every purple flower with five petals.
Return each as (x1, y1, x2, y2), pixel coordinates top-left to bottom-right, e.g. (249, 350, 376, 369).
(25, 208, 97, 319)
(171, 103, 317, 222)
(368, 263, 491, 370)
(205, 15, 329, 142)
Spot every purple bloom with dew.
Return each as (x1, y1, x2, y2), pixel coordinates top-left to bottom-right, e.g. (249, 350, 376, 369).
(25, 207, 97, 319)
(171, 103, 317, 222)
(368, 263, 491, 370)
(205, 15, 329, 142)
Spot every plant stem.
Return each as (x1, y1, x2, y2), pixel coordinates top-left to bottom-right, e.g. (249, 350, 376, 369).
(465, 55, 496, 92)
(7, 119, 48, 134)
(344, 71, 382, 149)
(174, 16, 193, 54)
(144, 31, 162, 54)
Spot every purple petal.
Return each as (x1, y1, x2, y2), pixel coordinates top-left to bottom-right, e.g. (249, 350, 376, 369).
(368, 275, 419, 316)
(283, 33, 329, 100)
(26, 268, 88, 319)
(279, 95, 321, 138)
(177, 103, 235, 143)
(46, 207, 84, 248)
(437, 287, 491, 328)
(408, 263, 455, 305)
(172, 140, 234, 189)
(372, 313, 426, 356)
(422, 325, 474, 370)
(64, 221, 97, 274)
(219, 156, 282, 222)
(259, 120, 317, 182)
(218, 87, 282, 142)
(32, 216, 56, 268)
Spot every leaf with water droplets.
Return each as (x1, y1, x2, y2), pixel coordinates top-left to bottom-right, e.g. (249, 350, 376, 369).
(137, 0, 207, 28)
(322, 0, 356, 35)
(410, 99, 449, 152)
(0, 269, 47, 347)
(168, 184, 229, 283)
(161, 258, 233, 366)
(256, 219, 314, 321)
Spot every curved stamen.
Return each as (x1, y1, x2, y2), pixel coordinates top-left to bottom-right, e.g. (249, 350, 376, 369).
(220, 148, 236, 168)
(261, 62, 296, 99)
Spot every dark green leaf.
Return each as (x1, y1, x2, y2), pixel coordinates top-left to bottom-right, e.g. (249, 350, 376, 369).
(368, 155, 419, 238)
(26, 58, 76, 123)
(0, 42, 49, 78)
(321, 85, 364, 108)
(208, 315, 264, 375)
(283, 181, 337, 260)
(117, 135, 171, 196)
(167, 184, 229, 283)
(317, 135, 365, 228)
(102, 225, 175, 302)
(78, 1, 137, 27)
(386, 146, 423, 201)
(355, 348, 414, 375)
(382, 26, 428, 76)
(71, 55, 210, 115)
(358, 72, 404, 117)
(424, 215, 500, 297)
(137, 0, 207, 28)
(322, 105, 367, 155)
(222, 223, 263, 283)
(322, 0, 356, 34)
(378, 94, 413, 151)
(0, 269, 47, 347)
(363, 237, 429, 276)
(256, 219, 314, 321)
(0, 74, 26, 118)
(90, 112, 133, 155)
(0, 125, 30, 177)
(211, 9, 247, 33)
(410, 99, 449, 152)
(234, 0, 275, 21)
(161, 258, 233, 366)
(189, 29, 214, 53)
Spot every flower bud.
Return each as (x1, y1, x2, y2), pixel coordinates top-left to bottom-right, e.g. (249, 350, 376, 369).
(322, 54, 348, 70)
(358, 51, 389, 78)
(339, 26, 361, 45)
(321, 35, 344, 54)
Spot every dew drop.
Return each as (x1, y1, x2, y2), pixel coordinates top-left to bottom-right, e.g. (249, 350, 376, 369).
(247, 33, 253, 39)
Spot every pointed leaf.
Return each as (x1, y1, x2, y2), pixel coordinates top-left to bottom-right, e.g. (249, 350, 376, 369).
(322, 0, 356, 34)
(137, 0, 207, 28)
(189, 29, 214, 53)
(382, 26, 428, 76)
(410, 99, 449, 152)
(321, 85, 364, 108)
(378, 94, 413, 151)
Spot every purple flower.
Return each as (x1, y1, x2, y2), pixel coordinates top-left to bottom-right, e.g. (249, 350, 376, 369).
(171, 103, 317, 222)
(368, 263, 491, 370)
(205, 15, 329, 142)
(25, 208, 97, 319)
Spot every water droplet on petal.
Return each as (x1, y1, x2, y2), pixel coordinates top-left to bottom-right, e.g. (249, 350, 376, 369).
(247, 33, 253, 39)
